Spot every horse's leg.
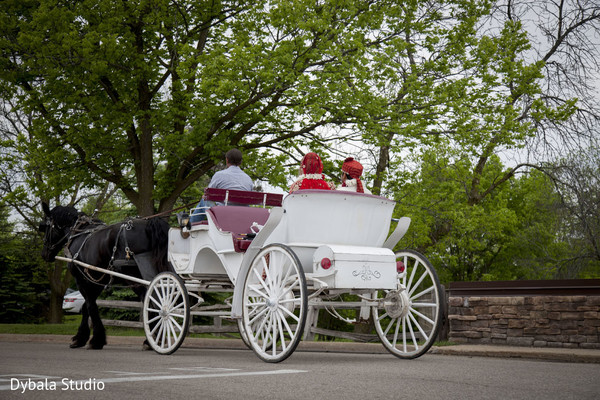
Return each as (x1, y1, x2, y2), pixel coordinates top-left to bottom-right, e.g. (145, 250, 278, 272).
(70, 303, 90, 348)
(85, 285, 106, 350)
(70, 270, 91, 348)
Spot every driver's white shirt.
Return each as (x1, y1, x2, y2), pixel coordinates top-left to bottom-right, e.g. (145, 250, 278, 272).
(208, 165, 253, 191)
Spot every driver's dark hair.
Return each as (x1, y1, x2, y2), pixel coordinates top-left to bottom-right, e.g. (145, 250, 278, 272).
(226, 149, 243, 166)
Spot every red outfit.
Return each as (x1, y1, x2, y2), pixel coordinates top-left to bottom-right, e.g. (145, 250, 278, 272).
(341, 157, 365, 193)
(289, 153, 335, 193)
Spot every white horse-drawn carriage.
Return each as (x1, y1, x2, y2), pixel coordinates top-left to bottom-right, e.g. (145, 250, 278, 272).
(142, 188, 443, 362)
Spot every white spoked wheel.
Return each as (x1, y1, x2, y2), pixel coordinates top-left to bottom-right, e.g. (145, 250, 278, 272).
(241, 244, 307, 363)
(373, 249, 443, 359)
(143, 272, 190, 355)
(237, 318, 251, 349)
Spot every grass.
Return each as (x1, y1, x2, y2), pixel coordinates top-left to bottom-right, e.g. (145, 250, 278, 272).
(0, 315, 144, 336)
(0, 316, 458, 346)
(434, 340, 458, 347)
(0, 315, 238, 339)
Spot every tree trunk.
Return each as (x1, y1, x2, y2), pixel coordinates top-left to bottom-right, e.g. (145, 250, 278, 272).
(372, 143, 390, 196)
(47, 261, 71, 323)
(48, 290, 64, 324)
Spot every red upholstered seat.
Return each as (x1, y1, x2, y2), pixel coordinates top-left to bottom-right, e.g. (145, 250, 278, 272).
(204, 188, 283, 207)
(207, 206, 270, 253)
(207, 206, 270, 233)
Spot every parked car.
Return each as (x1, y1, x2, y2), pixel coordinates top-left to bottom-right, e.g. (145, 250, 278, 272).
(62, 289, 85, 313)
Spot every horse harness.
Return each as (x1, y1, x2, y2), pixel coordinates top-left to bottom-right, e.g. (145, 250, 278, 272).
(65, 216, 137, 285)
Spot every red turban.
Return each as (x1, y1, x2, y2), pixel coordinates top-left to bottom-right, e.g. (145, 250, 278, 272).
(289, 152, 333, 192)
(342, 157, 365, 193)
(301, 152, 323, 175)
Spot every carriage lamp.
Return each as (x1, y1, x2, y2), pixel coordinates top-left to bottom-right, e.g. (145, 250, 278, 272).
(396, 261, 406, 273)
(176, 212, 191, 230)
(320, 257, 332, 270)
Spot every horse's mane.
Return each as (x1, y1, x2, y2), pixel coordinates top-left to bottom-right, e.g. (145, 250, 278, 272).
(51, 205, 105, 230)
(146, 217, 170, 272)
(76, 212, 104, 226)
(52, 205, 79, 226)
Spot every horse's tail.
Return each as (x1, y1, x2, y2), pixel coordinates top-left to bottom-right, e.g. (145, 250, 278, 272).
(146, 217, 170, 273)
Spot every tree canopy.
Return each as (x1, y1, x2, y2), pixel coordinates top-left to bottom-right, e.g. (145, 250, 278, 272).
(394, 147, 576, 282)
(1, 0, 434, 215)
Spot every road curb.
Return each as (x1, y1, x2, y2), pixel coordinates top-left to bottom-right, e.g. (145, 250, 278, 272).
(429, 344, 600, 363)
(2, 334, 599, 363)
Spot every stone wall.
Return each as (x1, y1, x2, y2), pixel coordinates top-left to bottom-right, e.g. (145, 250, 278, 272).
(447, 295, 600, 349)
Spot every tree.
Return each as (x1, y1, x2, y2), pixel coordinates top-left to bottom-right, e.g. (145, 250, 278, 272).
(394, 147, 571, 282)
(546, 147, 600, 278)
(359, 1, 599, 282)
(489, 168, 574, 280)
(0, 95, 117, 322)
(0, 0, 420, 215)
(0, 200, 49, 323)
(362, 0, 599, 195)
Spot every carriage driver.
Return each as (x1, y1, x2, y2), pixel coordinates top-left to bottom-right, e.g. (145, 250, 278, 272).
(190, 148, 254, 222)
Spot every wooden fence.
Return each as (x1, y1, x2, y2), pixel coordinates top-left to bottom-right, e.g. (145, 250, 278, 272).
(97, 300, 240, 335)
(99, 279, 600, 346)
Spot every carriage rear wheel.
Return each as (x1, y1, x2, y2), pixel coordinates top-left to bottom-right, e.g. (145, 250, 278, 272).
(143, 272, 190, 355)
(372, 249, 443, 359)
(241, 244, 307, 363)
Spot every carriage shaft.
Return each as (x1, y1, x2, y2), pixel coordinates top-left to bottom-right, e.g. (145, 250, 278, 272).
(55, 256, 150, 286)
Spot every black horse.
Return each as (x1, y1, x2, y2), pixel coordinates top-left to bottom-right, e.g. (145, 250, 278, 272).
(40, 202, 170, 349)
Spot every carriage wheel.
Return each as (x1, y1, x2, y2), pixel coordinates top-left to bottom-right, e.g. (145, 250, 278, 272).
(372, 249, 443, 359)
(143, 272, 190, 355)
(237, 318, 251, 349)
(241, 244, 307, 363)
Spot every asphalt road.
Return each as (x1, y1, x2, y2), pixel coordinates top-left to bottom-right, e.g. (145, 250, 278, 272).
(1, 340, 599, 400)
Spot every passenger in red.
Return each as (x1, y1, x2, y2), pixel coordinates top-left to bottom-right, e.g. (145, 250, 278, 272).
(289, 152, 335, 193)
(337, 157, 371, 194)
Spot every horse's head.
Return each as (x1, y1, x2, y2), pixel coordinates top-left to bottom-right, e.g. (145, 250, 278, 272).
(39, 202, 79, 262)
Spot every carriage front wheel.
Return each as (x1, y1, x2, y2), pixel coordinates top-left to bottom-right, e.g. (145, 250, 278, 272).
(372, 249, 443, 359)
(143, 272, 190, 355)
(241, 244, 307, 363)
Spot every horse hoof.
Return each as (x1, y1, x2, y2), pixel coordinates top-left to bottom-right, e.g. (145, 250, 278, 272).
(70, 337, 87, 348)
(142, 340, 152, 351)
(87, 338, 107, 350)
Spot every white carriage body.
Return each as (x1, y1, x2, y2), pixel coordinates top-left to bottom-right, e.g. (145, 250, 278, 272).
(263, 190, 398, 290)
(169, 206, 271, 284)
(266, 190, 394, 247)
(169, 189, 399, 290)
(311, 244, 397, 290)
(169, 223, 242, 280)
